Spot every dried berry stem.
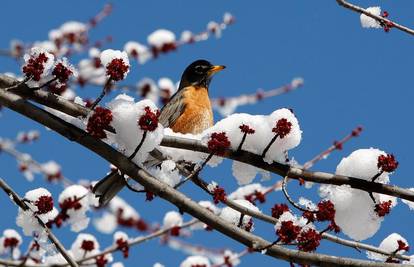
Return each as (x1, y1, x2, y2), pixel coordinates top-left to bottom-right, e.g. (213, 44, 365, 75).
(31, 77, 58, 91)
(174, 153, 214, 189)
(128, 131, 148, 160)
(236, 132, 248, 153)
(89, 78, 112, 110)
(4, 76, 31, 91)
(261, 134, 279, 158)
(371, 171, 384, 182)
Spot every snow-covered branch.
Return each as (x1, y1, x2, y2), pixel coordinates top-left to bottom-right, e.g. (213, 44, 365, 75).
(0, 86, 409, 266)
(0, 178, 79, 267)
(337, 0, 414, 35)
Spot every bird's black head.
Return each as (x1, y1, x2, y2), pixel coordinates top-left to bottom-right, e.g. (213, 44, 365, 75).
(178, 59, 225, 90)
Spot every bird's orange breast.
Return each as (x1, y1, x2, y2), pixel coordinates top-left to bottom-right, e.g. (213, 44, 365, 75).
(171, 86, 213, 134)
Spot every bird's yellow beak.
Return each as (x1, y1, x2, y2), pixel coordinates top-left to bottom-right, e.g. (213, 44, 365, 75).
(208, 65, 226, 75)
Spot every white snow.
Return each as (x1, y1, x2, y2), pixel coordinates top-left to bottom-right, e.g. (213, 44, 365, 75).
(367, 233, 409, 261)
(70, 233, 99, 261)
(107, 95, 163, 166)
(94, 211, 118, 234)
(147, 29, 176, 48)
(163, 211, 183, 228)
(319, 148, 397, 241)
(40, 161, 61, 178)
(219, 199, 259, 231)
(360, 7, 382, 28)
(124, 41, 151, 64)
(228, 183, 267, 200)
(58, 185, 91, 232)
(22, 47, 55, 87)
(113, 231, 129, 243)
(180, 255, 211, 267)
(137, 77, 159, 103)
(0, 229, 22, 259)
(100, 49, 130, 80)
(148, 160, 181, 187)
(180, 31, 194, 43)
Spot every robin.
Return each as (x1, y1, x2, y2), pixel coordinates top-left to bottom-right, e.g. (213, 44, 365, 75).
(93, 59, 225, 205)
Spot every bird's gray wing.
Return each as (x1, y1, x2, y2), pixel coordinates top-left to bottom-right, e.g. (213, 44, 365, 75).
(158, 89, 187, 128)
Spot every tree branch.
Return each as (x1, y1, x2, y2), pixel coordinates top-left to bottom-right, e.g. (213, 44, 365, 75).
(0, 178, 79, 267)
(160, 135, 414, 202)
(336, 0, 414, 36)
(0, 88, 409, 266)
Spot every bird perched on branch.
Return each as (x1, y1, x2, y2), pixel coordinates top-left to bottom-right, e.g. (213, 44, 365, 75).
(93, 59, 225, 205)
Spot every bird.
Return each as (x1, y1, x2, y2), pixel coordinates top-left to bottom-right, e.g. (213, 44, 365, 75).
(93, 59, 225, 205)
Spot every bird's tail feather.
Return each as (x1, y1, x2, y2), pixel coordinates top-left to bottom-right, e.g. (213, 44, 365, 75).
(93, 171, 126, 206)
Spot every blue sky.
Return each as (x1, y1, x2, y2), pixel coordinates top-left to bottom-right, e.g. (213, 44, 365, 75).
(1, 0, 414, 266)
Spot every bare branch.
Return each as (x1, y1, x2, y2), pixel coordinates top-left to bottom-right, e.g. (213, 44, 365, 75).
(0, 178, 79, 267)
(160, 135, 414, 202)
(336, 0, 414, 36)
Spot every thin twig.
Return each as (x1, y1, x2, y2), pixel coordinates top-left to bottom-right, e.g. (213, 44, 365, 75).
(30, 77, 58, 91)
(128, 131, 148, 160)
(174, 153, 214, 189)
(90, 78, 112, 110)
(0, 140, 74, 186)
(282, 175, 317, 213)
(261, 134, 279, 158)
(4, 77, 31, 91)
(303, 126, 362, 170)
(0, 178, 79, 267)
(336, 0, 414, 36)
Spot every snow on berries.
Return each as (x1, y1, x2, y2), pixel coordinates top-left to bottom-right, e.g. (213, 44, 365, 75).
(367, 233, 409, 261)
(360, 7, 382, 28)
(70, 233, 113, 265)
(180, 255, 211, 267)
(94, 196, 144, 234)
(113, 231, 129, 258)
(319, 148, 398, 241)
(100, 49, 130, 81)
(199, 108, 301, 184)
(86, 107, 113, 139)
(0, 229, 22, 259)
(17, 188, 58, 236)
(228, 183, 268, 202)
(124, 41, 151, 64)
(271, 203, 290, 219)
(158, 77, 176, 105)
(137, 78, 159, 103)
(219, 199, 259, 232)
(52, 57, 77, 84)
(58, 21, 88, 45)
(377, 154, 399, 173)
(138, 106, 160, 132)
(22, 47, 55, 87)
(163, 211, 183, 229)
(276, 220, 302, 243)
(77, 48, 106, 86)
(147, 160, 182, 187)
(147, 29, 176, 56)
(207, 132, 231, 156)
(40, 160, 62, 182)
(107, 95, 163, 165)
(297, 228, 321, 252)
(55, 185, 92, 232)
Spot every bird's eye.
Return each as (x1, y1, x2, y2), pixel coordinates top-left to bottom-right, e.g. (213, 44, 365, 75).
(194, 65, 204, 73)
